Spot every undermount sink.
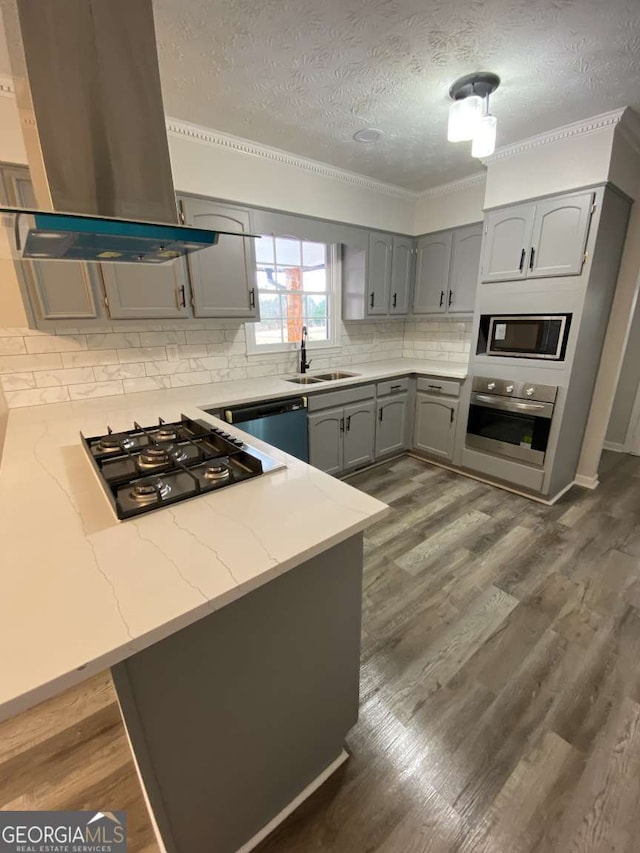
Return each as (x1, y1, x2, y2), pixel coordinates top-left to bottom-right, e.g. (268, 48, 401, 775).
(313, 371, 360, 381)
(285, 376, 325, 385)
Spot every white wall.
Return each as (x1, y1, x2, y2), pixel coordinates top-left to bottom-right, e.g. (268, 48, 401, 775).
(414, 175, 486, 234)
(484, 125, 616, 209)
(167, 124, 416, 234)
(0, 90, 26, 164)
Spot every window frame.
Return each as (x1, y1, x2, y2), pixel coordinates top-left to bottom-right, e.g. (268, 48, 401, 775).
(246, 239, 341, 356)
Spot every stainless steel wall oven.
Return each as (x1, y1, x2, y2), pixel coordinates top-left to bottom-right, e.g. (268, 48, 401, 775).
(466, 376, 558, 466)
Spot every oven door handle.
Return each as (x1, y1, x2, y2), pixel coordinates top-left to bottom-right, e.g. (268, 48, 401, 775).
(471, 393, 554, 418)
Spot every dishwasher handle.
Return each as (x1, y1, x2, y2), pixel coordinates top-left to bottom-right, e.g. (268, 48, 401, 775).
(224, 396, 307, 424)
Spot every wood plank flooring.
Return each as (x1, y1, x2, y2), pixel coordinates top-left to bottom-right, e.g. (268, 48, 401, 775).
(257, 452, 640, 852)
(3, 451, 640, 852)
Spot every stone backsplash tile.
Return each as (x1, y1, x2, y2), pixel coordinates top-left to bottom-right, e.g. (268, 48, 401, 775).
(0, 316, 471, 407)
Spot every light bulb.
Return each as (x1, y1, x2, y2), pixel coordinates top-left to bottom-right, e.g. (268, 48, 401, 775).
(447, 96, 483, 142)
(471, 114, 497, 157)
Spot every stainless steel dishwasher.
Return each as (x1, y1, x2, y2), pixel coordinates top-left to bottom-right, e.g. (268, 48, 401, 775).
(221, 397, 309, 462)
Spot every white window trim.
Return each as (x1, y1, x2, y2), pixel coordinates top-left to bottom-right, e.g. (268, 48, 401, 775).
(245, 243, 341, 356)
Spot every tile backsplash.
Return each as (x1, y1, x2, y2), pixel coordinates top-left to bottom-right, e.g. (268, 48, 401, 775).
(0, 317, 471, 408)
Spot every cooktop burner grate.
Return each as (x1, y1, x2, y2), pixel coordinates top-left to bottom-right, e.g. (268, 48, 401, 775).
(81, 415, 274, 520)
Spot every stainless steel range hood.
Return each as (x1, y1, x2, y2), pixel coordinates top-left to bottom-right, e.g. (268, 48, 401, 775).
(0, 0, 244, 263)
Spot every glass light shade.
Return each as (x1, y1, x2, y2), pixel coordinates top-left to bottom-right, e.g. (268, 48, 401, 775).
(471, 114, 497, 158)
(447, 96, 483, 142)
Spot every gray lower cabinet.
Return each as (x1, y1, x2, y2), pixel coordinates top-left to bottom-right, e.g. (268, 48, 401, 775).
(181, 197, 259, 319)
(343, 401, 376, 469)
(413, 392, 458, 460)
(375, 394, 408, 457)
(308, 407, 344, 475)
(101, 258, 190, 319)
(308, 400, 375, 474)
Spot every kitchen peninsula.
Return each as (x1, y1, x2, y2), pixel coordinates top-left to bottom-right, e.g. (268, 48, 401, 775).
(0, 373, 394, 852)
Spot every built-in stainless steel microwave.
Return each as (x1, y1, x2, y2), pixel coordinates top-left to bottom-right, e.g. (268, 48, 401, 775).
(483, 314, 571, 360)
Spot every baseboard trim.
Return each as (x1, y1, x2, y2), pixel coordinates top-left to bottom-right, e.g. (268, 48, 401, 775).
(574, 473, 600, 490)
(603, 440, 626, 453)
(406, 452, 558, 504)
(547, 480, 577, 504)
(237, 750, 349, 853)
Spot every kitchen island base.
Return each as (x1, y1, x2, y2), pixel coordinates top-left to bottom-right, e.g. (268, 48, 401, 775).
(111, 534, 364, 853)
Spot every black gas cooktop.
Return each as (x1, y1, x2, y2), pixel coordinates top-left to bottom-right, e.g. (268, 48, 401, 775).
(81, 414, 282, 520)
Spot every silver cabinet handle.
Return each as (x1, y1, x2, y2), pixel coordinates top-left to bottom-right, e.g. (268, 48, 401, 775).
(249, 288, 256, 309)
(176, 285, 186, 309)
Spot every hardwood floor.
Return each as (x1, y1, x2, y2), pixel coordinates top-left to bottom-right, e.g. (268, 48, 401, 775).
(3, 451, 640, 852)
(257, 451, 640, 852)
(0, 673, 158, 852)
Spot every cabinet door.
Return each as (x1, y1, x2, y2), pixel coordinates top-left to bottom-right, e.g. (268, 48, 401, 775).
(375, 395, 408, 457)
(389, 236, 413, 315)
(101, 259, 190, 319)
(528, 192, 594, 278)
(308, 407, 344, 475)
(1, 165, 100, 321)
(343, 401, 376, 470)
(448, 223, 482, 313)
(367, 232, 392, 316)
(481, 204, 535, 283)
(182, 198, 259, 319)
(413, 232, 452, 314)
(413, 393, 458, 460)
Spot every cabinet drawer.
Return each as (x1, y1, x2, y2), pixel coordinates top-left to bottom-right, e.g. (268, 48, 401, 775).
(307, 384, 375, 412)
(461, 447, 545, 492)
(416, 377, 461, 397)
(377, 377, 409, 397)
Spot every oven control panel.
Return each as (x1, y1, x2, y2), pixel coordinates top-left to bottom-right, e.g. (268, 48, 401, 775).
(471, 376, 558, 404)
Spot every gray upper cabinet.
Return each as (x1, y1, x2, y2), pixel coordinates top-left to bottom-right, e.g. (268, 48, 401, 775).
(413, 393, 458, 460)
(375, 394, 408, 457)
(28, 262, 101, 321)
(308, 407, 344, 475)
(0, 165, 101, 322)
(448, 224, 482, 313)
(343, 401, 376, 470)
(414, 232, 452, 314)
(481, 191, 594, 283)
(527, 193, 594, 278)
(389, 236, 413, 315)
(481, 203, 535, 283)
(101, 259, 190, 319)
(367, 232, 392, 316)
(181, 197, 259, 319)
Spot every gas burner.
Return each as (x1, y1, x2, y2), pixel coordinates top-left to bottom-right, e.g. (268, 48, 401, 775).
(138, 442, 187, 469)
(156, 427, 179, 442)
(203, 461, 230, 481)
(97, 432, 136, 453)
(131, 478, 171, 503)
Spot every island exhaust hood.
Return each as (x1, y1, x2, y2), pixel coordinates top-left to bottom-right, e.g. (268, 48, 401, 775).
(0, 0, 250, 263)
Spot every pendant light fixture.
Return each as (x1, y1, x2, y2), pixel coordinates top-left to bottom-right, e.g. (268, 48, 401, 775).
(447, 72, 500, 157)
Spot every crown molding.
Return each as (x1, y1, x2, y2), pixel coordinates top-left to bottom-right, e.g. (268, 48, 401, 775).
(616, 107, 640, 157)
(0, 75, 15, 97)
(481, 108, 626, 165)
(417, 171, 486, 199)
(165, 117, 418, 200)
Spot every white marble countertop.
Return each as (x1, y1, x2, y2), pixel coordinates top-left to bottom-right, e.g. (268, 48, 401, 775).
(0, 358, 465, 721)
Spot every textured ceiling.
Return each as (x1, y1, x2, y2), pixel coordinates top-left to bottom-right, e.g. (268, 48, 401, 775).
(152, 0, 640, 190)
